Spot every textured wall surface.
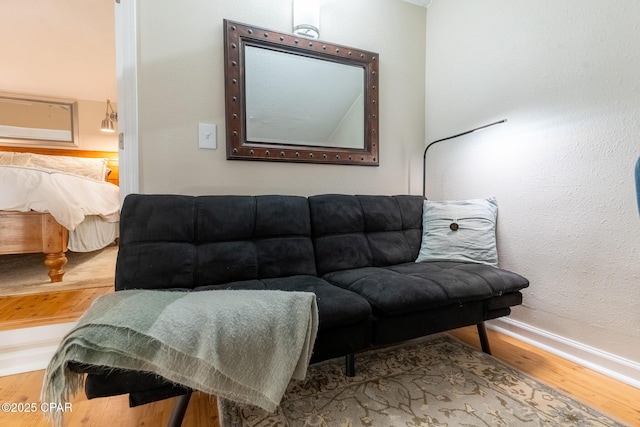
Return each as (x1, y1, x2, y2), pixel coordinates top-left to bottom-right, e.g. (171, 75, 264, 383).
(137, 0, 426, 196)
(426, 0, 640, 362)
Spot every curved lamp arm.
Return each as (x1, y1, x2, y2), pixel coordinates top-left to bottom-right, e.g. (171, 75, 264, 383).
(422, 119, 507, 198)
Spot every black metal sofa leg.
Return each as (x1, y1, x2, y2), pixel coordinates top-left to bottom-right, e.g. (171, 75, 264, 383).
(477, 322, 492, 355)
(345, 354, 356, 377)
(167, 391, 192, 427)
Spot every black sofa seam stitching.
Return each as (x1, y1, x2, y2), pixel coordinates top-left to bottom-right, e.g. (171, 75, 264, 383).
(252, 196, 260, 280)
(355, 195, 374, 268)
(192, 196, 198, 288)
(393, 196, 415, 262)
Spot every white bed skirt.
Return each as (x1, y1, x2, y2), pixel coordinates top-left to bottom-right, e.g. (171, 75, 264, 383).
(68, 216, 119, 252)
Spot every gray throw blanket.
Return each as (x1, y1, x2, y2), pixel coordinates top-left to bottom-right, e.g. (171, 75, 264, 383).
(41, 289, 318, 427)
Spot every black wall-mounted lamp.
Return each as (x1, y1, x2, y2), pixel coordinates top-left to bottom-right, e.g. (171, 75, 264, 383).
(422, 119, 507, 198)
(100, 99, 118, 133)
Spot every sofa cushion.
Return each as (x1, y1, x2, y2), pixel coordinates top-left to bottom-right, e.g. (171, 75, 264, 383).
(197, 195, 317, 282)
(116, 242, 197, 290)
(262, 276, 371, 330)
(362, 195, 424, 266)
(309, 194, 424, 275)
(323, 267, 447, 316)
(323, 261, 529, 317)
(255, 195, 311, 238)
(196, 195, 255, 241)
(118, 194, 196, 244)
(115, 195, 199, 290)
(195, 276, 371, 331)
(309, 195, 372, 274)
(310, 194, 365, 235)
(385, 261, 528, 298)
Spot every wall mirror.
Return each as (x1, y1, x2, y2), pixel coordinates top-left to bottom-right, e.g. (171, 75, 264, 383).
(0, 94, 79, 146)
(224, 20, 379, 165)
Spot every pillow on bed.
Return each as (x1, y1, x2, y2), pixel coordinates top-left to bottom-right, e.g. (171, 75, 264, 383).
(0, 151, 30, 166)
(415, 197, 498, 267)
(1, 152, 109, 182)
(28, 154, 108, 181)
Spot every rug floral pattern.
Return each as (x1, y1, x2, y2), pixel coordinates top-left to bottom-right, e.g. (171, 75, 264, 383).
(219, 336, 626, 427)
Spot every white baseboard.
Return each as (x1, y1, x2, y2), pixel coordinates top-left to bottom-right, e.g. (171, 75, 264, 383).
(0, 322, 76, 377)
(488, 317, 640, 390)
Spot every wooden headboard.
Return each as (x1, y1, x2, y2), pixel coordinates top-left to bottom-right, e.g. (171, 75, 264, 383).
(0, 146, 119, 186)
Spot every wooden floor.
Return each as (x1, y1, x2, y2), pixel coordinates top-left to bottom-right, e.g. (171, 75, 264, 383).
(0, 287, 112, 331)
(0, 289, 638, 426)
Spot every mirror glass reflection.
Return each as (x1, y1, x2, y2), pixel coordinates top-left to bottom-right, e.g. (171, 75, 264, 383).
(245, 46, 364, 149)
(0, 95, 78, 145)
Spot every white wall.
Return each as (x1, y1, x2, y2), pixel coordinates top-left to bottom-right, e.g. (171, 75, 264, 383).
(136, 0, 426, 196)
(426, 0, 640, 364)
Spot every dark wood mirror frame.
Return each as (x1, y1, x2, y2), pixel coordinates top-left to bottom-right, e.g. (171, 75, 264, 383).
(223, 19, 379, 166)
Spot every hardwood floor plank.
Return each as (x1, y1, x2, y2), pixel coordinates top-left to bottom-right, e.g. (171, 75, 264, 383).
(0, 287, 112, 331)
(0, 370, 219, 427)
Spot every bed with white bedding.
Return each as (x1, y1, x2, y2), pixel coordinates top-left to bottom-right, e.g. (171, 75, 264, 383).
(0, 148, 120, 282)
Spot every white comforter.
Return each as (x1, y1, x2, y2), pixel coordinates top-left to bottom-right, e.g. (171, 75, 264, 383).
(0, 165, 120, 231)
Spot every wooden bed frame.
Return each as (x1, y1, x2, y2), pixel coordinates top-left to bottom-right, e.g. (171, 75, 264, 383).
(0, 146, 119, 282)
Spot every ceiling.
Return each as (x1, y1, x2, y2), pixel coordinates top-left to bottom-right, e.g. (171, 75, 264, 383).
(0, 0, 116, 102)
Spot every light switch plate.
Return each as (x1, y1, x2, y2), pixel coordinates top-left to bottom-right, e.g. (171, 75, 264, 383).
(198, 123, 217, 149)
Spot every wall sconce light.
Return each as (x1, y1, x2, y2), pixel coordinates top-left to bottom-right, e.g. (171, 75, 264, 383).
(100, 99, 118, 133)
(293, 0, 320, 39)
(422, 119, 507, 198)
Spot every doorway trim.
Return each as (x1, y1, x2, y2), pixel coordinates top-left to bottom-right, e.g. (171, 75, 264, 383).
(115, 0, 139, 201)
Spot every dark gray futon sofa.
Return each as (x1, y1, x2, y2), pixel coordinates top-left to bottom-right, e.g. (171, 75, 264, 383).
(74, 193, 529, 425)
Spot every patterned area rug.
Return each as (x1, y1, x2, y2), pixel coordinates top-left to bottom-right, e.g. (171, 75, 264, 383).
(219, 335, 626, 426)
(0, 244, 117, 296)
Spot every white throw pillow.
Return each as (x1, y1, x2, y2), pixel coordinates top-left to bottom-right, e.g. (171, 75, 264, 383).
(415, 197, 498, 267)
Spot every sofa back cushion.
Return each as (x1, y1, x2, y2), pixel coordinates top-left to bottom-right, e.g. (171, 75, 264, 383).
(116, 194, 316, 290)
(309, 194, 424, 275)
